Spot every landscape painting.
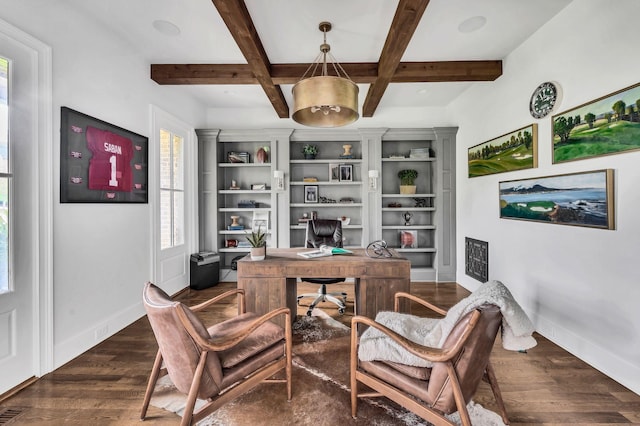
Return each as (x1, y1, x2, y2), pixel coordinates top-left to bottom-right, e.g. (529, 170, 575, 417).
(499, 169, 614, 229)
(468, 124, 537, 178)
(553, 82, 640, 163)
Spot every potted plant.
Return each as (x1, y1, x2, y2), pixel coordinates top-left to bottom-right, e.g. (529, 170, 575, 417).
(246, 225, 267, 260)
(302, 144, 318, 160)
(398, 169, 418, 194)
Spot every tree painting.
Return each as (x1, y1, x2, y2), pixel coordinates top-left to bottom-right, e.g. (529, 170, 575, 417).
(553, 82, 640, 163)
(468, 124, 538, 178)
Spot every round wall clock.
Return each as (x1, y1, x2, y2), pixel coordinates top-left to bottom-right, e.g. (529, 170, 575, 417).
(529, 81, 560, 119)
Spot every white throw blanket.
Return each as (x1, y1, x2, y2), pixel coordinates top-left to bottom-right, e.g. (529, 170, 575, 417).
(358, 280, 537, 367)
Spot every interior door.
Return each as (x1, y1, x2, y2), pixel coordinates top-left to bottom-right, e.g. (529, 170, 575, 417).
(151, 107, 196, 294)
(0, 30, 39, 393)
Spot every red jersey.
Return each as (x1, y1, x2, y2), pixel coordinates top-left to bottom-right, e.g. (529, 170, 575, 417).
(86, 126, 133, 192)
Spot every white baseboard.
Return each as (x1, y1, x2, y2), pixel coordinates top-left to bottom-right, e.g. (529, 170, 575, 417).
(53, 302, 145, 369)
(531, 312, 640, 395)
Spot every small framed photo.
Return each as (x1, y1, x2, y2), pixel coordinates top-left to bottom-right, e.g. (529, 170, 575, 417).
(399, 230, 418, 248)
(304, 185, 319, 203)
(251, 183, 267, 190)
(339, 164, 353, 182)
(329, 163, 341, 182)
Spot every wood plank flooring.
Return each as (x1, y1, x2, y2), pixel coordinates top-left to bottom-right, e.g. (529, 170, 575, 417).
(1, 281, 639, 425)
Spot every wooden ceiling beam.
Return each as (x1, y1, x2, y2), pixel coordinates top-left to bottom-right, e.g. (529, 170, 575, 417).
(393, 61, 503, 82)
(210, 0, 289, 118)
(363, 0, 432, 117)
(151, 60, 502, 85)
(156, 0, 503, 118)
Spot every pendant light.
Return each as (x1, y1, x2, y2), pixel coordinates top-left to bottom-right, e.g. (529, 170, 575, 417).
(292, 22, 359, 128)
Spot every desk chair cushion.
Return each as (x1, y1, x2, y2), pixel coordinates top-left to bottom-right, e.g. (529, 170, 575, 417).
(209, 312, 285, 369)
(302, 219, 345, 285)
(306, 219, 343, 247)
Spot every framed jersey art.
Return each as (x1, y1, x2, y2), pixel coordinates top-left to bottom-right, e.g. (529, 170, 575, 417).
(60, 107, 148, 203)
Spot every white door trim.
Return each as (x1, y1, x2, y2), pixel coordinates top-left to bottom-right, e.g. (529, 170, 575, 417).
(0, 18, 54, 378)
(149, 105, 197, 292)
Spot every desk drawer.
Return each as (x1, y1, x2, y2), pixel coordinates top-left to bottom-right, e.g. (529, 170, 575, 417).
(286, 264, 365, 277)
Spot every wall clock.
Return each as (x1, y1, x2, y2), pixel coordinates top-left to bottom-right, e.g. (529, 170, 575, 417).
(529, 81, 560, 119)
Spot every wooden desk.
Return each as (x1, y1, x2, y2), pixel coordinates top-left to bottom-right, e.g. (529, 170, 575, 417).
(237, 248, 411, 328)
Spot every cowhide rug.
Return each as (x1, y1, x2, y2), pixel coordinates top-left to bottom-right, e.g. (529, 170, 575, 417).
(149, 309, 506, 425)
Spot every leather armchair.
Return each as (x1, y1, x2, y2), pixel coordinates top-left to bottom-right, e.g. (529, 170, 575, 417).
(350, 292, 509, 426)
(140, 282, 292, 426)
(298, 219, 347, 315)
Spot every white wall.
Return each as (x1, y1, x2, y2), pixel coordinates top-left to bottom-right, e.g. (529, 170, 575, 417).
(205, 106, 455, 129)
(3, 0, 638, 396)
(450, 0, 640, 394)
(0, 1, 207, 368)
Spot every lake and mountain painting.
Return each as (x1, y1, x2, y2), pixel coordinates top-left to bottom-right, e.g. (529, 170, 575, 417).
(499, 169, 614, 229)
(468, 124, 537, 178)
(553, 82, 640, 163)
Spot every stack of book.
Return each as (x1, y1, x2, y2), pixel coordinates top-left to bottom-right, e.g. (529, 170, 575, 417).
(238, 200, 258, 208)
(227, 225, 244, 230)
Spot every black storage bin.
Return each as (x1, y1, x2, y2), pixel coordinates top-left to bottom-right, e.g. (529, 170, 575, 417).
(189, 252, 220, 290)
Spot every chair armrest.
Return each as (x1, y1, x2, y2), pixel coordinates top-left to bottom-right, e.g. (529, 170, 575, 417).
(189, 289, 246, 314)
(351, 312, 480, 363)
(178, 306, 292, 352)
(394, 292, 448, 316)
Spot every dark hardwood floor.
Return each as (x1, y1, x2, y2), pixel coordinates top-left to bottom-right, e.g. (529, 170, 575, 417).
(1, 281, 639, 424)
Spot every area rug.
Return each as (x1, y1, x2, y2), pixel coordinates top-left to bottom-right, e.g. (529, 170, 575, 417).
(149, 309, 506, 425)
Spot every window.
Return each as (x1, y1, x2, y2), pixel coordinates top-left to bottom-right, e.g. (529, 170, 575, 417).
(159, 129, 184, 249)
(0, 57, 10, 293)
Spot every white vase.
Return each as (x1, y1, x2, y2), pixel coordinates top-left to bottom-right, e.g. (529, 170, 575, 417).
(250, 245, 266, 261)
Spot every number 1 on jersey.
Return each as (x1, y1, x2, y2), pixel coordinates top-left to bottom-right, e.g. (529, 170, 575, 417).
(109, 155, 118, 187)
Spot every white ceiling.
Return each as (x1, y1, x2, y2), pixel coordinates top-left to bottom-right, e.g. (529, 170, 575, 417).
(64, 0, 573, 115)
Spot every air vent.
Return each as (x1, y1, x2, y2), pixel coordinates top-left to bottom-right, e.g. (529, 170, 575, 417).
(0, 407, 25, 424)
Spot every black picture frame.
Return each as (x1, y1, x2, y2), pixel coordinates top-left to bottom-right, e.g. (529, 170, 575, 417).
(60, 107, 148, 203)
(339, 164, 353, 182)
(304, 185, 318, 203)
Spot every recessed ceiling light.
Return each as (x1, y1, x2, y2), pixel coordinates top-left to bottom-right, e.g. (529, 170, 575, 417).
(458, 16, 487, 34)
(152, 20, 181, 36)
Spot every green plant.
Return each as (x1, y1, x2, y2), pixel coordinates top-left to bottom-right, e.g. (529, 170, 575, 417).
(398, 169, 418, 186)
(246, 225, 266, 247)
(302, 144, 318, 156)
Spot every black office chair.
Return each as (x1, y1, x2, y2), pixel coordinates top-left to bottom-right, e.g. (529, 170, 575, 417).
(297, 219, 348, 316)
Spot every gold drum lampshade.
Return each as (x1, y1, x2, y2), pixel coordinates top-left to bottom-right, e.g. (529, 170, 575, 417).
(291, 21, 359, 128)
(292, 76, 359, 127)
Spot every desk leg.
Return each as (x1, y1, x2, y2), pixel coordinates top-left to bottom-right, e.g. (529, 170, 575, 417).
(237, 277, 296, 328)
(356, 277, 411, 320)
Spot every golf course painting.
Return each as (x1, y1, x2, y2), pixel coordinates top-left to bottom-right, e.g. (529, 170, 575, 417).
(553, 82, 640, 163)
(468, 124, 537, 178)
(499, 169, 614, 230)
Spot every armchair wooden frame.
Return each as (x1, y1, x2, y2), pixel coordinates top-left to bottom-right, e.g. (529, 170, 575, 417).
(350, 292, 509, 426)
(141, 287, 292, 426)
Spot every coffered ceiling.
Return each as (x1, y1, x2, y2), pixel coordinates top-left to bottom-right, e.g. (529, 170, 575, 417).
(64, 0, 573, 121)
